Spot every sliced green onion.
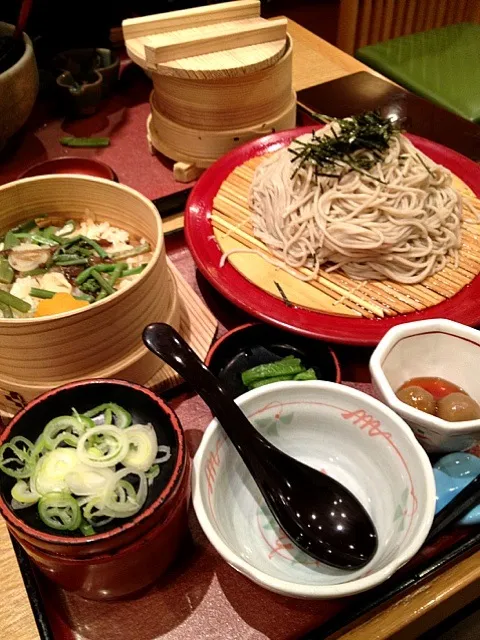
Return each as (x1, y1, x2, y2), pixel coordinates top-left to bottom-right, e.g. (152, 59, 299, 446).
(33, 448, 79, 495)
(145, 464, 160, 486)
(0, 436, 36, 478)
(109, 243, 150, 260)
(38, 492, 82, 531)
(80, 520, 95, 536)
(83, 403, 132, 428)
(0, 290, 31, 313)
(77, 425, 129, 467)
(43, 415, 87, 450)
(123, 424, 157, 472)
(30, 288, 55, 299)
(11, 480, 40, 505)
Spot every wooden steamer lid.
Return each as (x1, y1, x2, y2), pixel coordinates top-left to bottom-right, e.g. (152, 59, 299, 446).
(123, 1, 288, 79)
(123, 1, 296, 169)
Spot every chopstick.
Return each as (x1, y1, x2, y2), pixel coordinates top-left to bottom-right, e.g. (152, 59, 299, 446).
(426, 474, 480, 543)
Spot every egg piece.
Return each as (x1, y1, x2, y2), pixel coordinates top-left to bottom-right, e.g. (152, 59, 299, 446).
(35, 293, 90, 317)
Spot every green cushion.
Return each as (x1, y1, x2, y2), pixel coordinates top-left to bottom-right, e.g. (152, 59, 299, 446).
(356, 23, 480, 123)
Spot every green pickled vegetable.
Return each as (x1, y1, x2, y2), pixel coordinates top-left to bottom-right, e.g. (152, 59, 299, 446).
(30, 288, 55, 299)
(241, 358, 304, 387)
(60, 137, 110, 148)
(0, 290, 31, 313)
(80, 520, 95, 537)
(294, 368, 317, 381)
(248, 375, 297, 389)
(0, 258, 14, 284)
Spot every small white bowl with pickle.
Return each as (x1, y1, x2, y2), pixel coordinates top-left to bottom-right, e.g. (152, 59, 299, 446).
(370, 319, 480, 453)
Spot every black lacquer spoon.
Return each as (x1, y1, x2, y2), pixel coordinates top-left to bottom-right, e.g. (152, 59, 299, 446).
(143, 323, 378, 570)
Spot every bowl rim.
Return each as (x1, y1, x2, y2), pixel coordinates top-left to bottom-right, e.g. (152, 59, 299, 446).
(204, 322, 342, 384)
(17, 157, 118, 182)
(192, 380, 436, 598)
(0, 378, 187, 546)
(0, 174, 163, 324)
(370, 319, 480, 433)
(0, 22, 34, 78)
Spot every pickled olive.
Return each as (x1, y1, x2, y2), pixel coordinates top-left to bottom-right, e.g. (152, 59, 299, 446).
(437, 392, 480, 422)
(396, 385, 436, 415)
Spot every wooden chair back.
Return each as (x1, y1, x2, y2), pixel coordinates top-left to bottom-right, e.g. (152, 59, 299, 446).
(337, 0, 480, 54)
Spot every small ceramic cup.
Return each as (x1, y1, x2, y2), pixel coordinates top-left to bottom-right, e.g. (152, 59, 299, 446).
(370, 319, 480, 453)
(0, 379, 191, 600)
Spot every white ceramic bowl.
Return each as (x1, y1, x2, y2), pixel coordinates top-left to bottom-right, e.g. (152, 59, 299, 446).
(370, 319, 480, 453)
(193, 381, 435, 599)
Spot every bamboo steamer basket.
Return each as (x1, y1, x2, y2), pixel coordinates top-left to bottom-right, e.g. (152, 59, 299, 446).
(149, 89, 297, 168)
(123, 3, 296, 169)
(0, 175, 180, 395)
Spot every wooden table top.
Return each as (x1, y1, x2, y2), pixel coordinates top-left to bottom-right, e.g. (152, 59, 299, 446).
(0, 17, 478, 640)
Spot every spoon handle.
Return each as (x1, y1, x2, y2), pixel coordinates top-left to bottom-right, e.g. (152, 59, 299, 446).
(426, 473, 480, 543)
(142, 323, 263, 452)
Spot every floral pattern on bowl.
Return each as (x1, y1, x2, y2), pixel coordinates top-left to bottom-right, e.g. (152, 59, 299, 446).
(193, 381, 435, 598)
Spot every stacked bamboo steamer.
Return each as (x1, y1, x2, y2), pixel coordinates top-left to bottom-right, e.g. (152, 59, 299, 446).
(0, 175, 180, 413)
(123, 0, 296, 170)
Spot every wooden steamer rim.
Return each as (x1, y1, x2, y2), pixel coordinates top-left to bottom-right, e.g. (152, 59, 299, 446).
(0, 174, 175, 383)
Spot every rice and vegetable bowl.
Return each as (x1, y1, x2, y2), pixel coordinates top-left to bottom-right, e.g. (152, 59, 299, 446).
(0, 215, 153, 318)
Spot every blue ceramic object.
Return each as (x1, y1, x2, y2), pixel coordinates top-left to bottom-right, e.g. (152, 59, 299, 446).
(433, 452, 480, 525)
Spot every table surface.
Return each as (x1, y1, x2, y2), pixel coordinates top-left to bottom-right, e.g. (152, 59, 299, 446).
(0, 18, 479, 640)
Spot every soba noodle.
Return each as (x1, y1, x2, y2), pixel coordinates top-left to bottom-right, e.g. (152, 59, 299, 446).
(248, 124, 462, 284)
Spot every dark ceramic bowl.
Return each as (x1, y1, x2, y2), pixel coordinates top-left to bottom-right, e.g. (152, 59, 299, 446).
(205, 323, 341, 398)
(0, 379, 190, 560)
(18, 157, 118, 181)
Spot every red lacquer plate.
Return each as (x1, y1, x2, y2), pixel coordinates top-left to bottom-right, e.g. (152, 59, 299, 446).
(185, 127, 480, 346)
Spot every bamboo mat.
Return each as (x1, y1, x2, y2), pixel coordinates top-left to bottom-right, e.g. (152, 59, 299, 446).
(213, 155, 480, 320)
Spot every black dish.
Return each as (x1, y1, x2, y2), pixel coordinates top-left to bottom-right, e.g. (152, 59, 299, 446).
(205, 323, 341, 398)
